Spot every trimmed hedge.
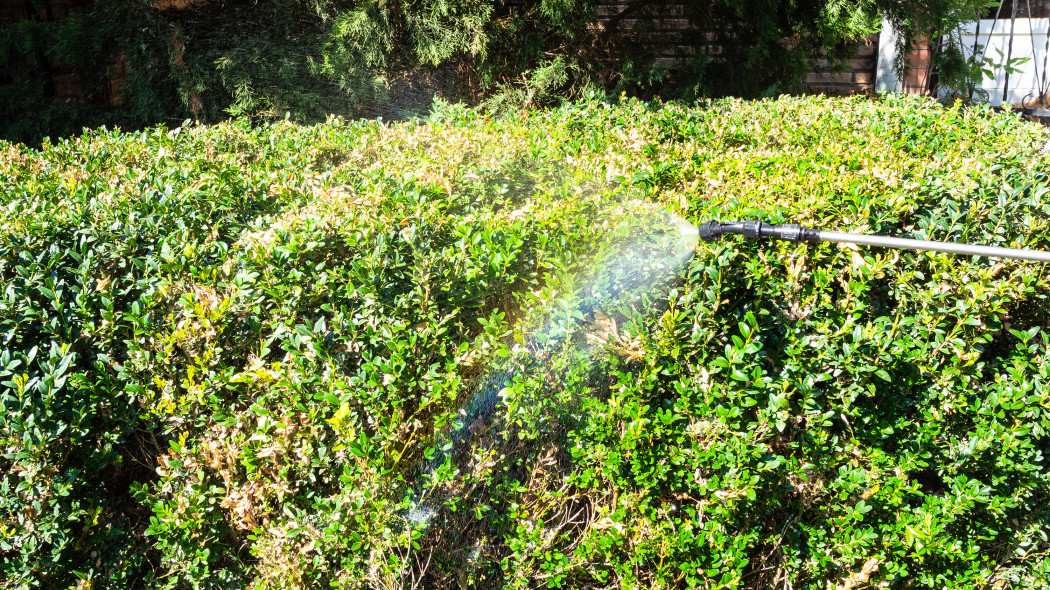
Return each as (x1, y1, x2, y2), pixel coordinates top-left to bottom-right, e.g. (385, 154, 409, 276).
(3, 94, 1050, 589)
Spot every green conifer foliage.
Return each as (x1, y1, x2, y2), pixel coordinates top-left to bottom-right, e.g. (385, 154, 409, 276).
(0, 2, 1000, 153)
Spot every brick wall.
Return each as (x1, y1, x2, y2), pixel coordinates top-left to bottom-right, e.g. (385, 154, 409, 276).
(901, 38, 935, 95)
(0, 0, 175, 107)
(593, 2, 878, 94)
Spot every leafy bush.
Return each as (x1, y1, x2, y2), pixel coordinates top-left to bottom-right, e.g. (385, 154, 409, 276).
(3, 94, 1050, 588)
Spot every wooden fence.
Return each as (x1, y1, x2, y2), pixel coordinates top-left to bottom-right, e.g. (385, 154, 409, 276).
(805, 38, 880, 95)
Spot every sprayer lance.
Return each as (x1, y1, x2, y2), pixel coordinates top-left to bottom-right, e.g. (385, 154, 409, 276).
(698, 220, 1050, 263)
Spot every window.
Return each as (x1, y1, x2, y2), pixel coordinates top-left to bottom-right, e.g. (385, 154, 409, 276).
(984, 0, 1050, 20)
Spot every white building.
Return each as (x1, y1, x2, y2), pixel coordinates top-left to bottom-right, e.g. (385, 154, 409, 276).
(877, 1, 1050, 107)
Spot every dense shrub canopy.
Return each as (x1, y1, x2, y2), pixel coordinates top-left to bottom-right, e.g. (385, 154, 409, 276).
(3, 94, 1050, 588)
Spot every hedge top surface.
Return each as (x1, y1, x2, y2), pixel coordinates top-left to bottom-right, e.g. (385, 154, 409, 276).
(3, 94, 1050, 589)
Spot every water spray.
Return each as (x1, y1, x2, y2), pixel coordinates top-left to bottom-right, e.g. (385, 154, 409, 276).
(697, 220, 1050, 262)
(405, 209, 698, 526)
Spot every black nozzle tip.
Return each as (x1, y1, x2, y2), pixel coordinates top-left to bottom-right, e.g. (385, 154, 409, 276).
(698, 220, 723, 241)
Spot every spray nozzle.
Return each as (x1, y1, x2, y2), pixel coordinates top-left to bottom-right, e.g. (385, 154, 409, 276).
(698, 220, 819, 243)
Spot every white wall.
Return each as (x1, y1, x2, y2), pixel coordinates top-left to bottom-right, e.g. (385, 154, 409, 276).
(876, 16, 901, 92)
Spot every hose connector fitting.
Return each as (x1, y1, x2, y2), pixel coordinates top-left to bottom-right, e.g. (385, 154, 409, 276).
(698, 220, 819, 243)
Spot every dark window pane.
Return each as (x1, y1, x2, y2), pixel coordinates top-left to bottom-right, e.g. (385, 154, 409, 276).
(984, 0, 1050, 19)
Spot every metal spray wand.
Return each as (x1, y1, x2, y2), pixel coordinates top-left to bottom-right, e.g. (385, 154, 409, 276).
(697, 220, 1050, 262)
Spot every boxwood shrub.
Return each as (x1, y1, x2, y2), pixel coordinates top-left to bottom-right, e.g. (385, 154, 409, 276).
(3, 94, 1050, 589)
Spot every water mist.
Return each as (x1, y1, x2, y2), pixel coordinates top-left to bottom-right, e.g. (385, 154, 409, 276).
(405, 207, 698, 526)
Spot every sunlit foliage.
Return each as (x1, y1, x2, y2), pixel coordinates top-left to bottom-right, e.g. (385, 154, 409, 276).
(3, 95, 1050, 588)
